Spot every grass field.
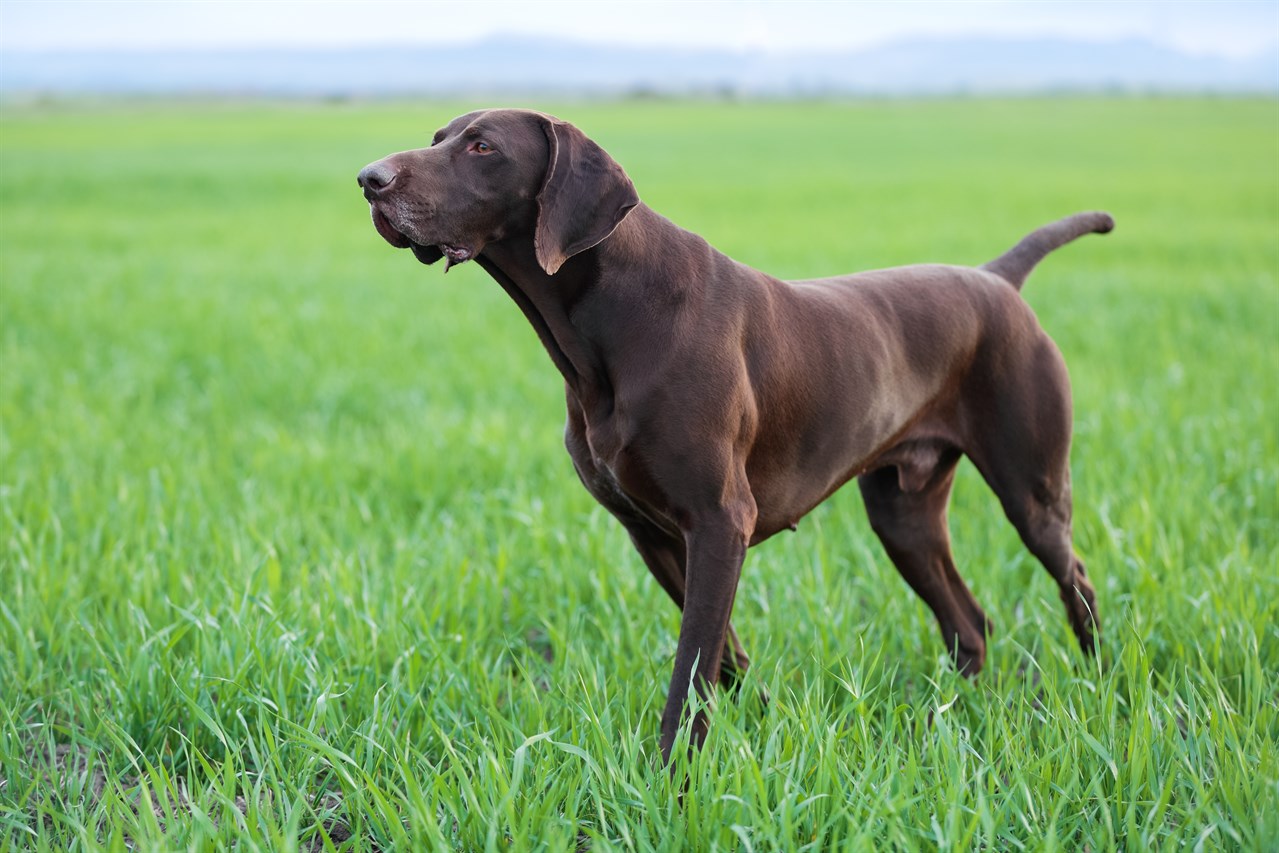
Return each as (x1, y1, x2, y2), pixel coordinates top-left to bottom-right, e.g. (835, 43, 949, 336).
(1, 97, 1276, 850)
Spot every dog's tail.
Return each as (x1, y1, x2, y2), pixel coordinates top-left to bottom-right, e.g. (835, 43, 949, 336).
(982, 211, 1114, 291)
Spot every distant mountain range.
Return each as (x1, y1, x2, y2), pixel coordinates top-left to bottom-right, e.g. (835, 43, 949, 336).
(3, 35, 1276, 97)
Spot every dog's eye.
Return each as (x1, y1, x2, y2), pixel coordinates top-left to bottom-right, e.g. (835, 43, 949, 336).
(472, 140, 493, 154)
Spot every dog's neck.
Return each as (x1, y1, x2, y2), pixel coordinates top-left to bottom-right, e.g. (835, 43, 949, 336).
(479, 204, 730, 417)
(477, 235, 614, 412)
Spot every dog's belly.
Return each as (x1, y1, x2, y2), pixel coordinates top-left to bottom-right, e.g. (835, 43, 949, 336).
(748, 403, 959, 541)
(746, 398, 932, 541)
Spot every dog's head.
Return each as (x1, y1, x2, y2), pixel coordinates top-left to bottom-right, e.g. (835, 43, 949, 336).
(358, 109, 639, 274)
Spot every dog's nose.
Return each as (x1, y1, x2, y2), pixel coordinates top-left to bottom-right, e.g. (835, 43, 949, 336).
(357, 161, 398, 199)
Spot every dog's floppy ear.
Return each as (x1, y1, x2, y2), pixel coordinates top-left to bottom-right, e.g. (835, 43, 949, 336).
(535, 118, 639, 276)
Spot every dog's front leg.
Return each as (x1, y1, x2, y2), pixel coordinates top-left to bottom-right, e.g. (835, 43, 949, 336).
(659, 499, 755, 763)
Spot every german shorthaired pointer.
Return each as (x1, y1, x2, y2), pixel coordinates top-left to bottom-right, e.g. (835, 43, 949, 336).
(358, 109, 1108, 762)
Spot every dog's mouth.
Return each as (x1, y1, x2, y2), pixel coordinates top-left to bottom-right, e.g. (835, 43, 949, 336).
(370, 205, 411, 249)
(370, 205, 473, 270)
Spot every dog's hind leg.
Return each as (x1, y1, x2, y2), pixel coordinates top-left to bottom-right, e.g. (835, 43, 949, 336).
(964, 341, 1100, 655)
(1009, 480, 1099, 656)
(858, 448, 993, 676)
(970, 458, 1099, 655)
(968, 454, 1100, 656)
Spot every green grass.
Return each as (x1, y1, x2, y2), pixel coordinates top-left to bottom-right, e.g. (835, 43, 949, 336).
(1, 96, 1276, 850)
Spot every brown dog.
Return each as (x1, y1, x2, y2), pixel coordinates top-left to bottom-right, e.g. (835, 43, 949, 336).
(358, 109, 1107, 761)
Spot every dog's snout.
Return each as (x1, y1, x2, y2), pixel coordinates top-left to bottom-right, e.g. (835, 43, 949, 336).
(358, 161, 399, 199)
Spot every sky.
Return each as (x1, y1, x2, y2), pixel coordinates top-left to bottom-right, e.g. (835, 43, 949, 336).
(1, 0, 1276, 58)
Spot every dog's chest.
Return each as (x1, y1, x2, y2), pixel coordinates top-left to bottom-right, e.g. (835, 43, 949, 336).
(565, 409, 680, 536)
